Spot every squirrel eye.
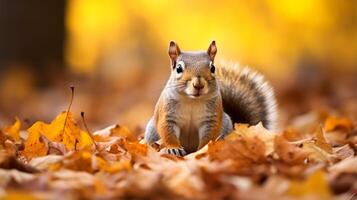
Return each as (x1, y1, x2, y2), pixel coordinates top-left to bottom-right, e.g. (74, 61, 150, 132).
(176, 61, 185, 74)
(176, 65, 183, 73)
(210, 63, 216, 73)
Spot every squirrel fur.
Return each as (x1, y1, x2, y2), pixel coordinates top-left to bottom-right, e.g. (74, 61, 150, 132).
(144, 41, 277, 156)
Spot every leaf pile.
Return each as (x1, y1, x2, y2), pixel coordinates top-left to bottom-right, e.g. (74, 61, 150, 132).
(0, 111, 356, 199)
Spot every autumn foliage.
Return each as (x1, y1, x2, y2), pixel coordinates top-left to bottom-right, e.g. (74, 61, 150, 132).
(0, 106, 356, 200)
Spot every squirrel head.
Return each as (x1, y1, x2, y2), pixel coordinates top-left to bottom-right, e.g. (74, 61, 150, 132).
(167, 41, 218, 99)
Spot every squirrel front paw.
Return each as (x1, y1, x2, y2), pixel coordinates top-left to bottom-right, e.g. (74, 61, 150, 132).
(160, 147, 187, 157)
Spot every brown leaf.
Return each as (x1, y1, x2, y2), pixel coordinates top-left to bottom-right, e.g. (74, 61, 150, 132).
(314, 125, 332, 154)
(0, 151, 38, 173)
(274, 135, 308, 165)
(0, 169, 36, 187)
(227, 123, 276, 156)
(208, 135, 266, 169)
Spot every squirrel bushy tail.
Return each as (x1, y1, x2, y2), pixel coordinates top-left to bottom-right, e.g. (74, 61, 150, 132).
(217, 63, 277, 130)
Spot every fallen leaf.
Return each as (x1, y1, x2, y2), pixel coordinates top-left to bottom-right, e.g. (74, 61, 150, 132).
(324, 116, 354, 132)
(3, 117, 21, 142)
(302, 141, 334, 163)
(21, 122, 48, 159)
(77, 130, 95, 149)
(274, 135, 308, 165)
(29, 155, 63, 171)
(227, 123, 276, 155)
(208, 135, 267, 169)
(288, 170, 331, 198)
(282, 127, 304, 141)
(0, 151, 37, 173)
(124, 141, 148, 159)
(328, 156, 357, 179)
(0, 169, 36, 187)
(93, 124, 135, 142)
(314, 125, 332, 154)
(22, 112, 89, 159)
(333, 144, 355, 160)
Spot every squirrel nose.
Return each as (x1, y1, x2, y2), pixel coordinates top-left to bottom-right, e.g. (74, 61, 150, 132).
(193, 82, 204, 90)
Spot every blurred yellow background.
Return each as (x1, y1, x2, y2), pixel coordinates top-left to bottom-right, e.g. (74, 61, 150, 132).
(0, 0, 356, 131)
(66, 0, 356, 75)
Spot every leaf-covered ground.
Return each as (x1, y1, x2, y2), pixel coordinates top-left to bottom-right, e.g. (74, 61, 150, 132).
(1, 73, 357, 200)
(1, 108, 356, 199)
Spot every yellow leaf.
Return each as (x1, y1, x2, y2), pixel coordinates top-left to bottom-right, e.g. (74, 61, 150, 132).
(3, 117, 21, 141)
(22, 122, 49, 159)
(288, 170, 331, 198)
(45, 111, 81, 150)
(22, 112, 84, 159)
(77, 130, 94, 149)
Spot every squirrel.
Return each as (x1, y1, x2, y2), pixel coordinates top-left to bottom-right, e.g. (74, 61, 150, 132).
(143, 41, 277, 156)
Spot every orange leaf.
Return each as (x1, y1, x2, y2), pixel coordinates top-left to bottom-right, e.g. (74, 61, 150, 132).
(3, 117, 21, 141)
(110, 125, 136, 141)
(324, 116, 353, 132)
(96, 156, 131, 173)
(125, 142, 148, 158)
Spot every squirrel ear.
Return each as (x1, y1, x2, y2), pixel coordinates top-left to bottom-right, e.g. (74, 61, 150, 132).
(168, 41, 181, 64)
(207, 41, 217, 61)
